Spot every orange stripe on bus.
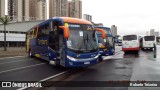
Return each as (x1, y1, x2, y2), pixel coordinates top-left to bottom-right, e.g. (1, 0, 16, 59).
(60, 17, 92, 25)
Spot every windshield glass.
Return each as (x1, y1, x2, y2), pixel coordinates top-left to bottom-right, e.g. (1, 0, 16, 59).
(66, 23, 98, 53)
(96, 27, 112, 36)
(157, 37, 160, 42)
(98, 36, 114, 48)
(144, 36, 155, 41)
(123, 35, 137, 41)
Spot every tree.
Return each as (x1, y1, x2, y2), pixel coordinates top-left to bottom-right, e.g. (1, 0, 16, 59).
(0, 15, 10, 51)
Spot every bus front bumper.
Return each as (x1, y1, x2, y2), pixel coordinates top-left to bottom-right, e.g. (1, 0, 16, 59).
(122, 47, 140, 51)
(66, 58, 98, 67)
(99, 49, 115, 56)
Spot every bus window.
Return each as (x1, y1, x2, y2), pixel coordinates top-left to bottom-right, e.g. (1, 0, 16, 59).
(32, 28, 37, 38)
(144, 36, 155, 41)
(37, 24, 49, 37)
(123, 35, 137, 41)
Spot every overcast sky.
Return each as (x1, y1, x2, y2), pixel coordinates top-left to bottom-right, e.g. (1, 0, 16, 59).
(5, 0, 160, 35)
(82, 0, 160, 35)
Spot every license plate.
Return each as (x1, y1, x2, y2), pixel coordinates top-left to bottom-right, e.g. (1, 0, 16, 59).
(84, 62, 90, 65)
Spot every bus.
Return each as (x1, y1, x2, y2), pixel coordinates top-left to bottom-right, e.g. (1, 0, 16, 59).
(116, 36, 122, 46)
(26, 17, 106, 67)
(156, 37, 160, 45)
(94, 26, 115, 57)
(122, 35, 140, 54)
(140, 36, 157, 50)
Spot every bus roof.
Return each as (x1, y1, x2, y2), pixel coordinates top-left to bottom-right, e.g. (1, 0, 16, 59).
(94, 26, 110, 29)
(60, 17, 92, 25)
(28, 17, 93, 31)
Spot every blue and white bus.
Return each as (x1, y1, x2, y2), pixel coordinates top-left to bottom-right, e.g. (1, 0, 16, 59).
(94, 26, 115, 57)
(26, 17, 106, 67)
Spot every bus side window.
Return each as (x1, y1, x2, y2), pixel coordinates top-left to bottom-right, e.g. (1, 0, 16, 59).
(33, 28, 37, 38)
(37, 24, 50, 37)
(29, 31, 32, 38)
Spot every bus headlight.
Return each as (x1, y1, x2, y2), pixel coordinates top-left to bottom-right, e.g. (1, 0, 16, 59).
(67, 55, 77, 61)
(94, 54, 99, 59)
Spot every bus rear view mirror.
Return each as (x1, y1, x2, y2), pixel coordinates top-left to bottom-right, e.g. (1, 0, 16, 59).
(59, 26, 70, 38)
(95, 28, 106, 39)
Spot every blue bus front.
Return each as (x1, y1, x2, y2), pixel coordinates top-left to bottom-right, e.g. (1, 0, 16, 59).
(47, 22, 100, 67)
(63, 23, 99, 67)
(95, 27, 115, 56)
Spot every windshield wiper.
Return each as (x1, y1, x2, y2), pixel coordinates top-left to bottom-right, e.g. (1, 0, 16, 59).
(86, 33, 95, 50)
(75, 31, 86, 53)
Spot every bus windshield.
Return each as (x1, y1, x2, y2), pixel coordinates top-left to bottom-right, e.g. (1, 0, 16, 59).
(123, 35, 137, 41)
(66, 24, 98, 53)
(96, 27, 112, 36)
(96, 27, 114, 48)
(144, 36, 155, 41)
(97, 36, 114, 48)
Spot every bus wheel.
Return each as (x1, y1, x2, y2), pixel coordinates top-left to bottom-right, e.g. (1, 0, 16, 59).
(98, 56, 103, 63)
(141, 48, 144, 51)
(49, 60, 60, 67)
(135, 51, 139, 55)
(135, 51, 139, 57)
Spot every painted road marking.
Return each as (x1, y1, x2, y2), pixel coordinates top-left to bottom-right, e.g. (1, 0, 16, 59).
(0, 63, 45, 74)
(0, 56, 27, 60)
(17, 71, 69, 90)
(0, 59, 34, 65)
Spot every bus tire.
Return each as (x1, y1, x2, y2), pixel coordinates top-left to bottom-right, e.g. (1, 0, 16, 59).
(98, 56, 103, 63)
(124, 51, 127, 55)
(135, 51, 139, 55)
(49, 60, 60, 67)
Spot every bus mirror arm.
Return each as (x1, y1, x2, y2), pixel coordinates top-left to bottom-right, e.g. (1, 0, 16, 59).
(95, 28, 106, 39)
(59, 26, 70, 39)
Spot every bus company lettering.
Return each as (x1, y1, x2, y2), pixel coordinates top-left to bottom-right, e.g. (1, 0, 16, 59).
(69, 24, 80, 28)
(38, 39, 48, 45)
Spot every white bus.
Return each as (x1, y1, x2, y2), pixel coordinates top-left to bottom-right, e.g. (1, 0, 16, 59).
(122, 35, 140, 54)
(141, 36, 157, 50)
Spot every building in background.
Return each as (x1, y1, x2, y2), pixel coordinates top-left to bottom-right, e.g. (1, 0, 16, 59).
(68, 0, 82, 19)
(49, 0, 68, 18)
(8, 0, 47, 21)
(8, 0, 29, 21)
(155, 31, 159, 37)
(29, 0, 47, 20)
(0, 0, 6, 17)
(92, 23, 103, 26)
(111, 25, 117, 37)
(150, 29, 155, 36)
(146, 31, 149, 36)
(83, 14, 92, 22)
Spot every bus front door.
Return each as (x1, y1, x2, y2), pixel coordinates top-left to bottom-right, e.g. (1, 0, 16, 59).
(49, 27, 66, 66)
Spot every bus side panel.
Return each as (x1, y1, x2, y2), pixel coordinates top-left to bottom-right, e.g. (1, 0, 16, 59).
(30, 38, 37, 56)
(36, 36, 49, 60)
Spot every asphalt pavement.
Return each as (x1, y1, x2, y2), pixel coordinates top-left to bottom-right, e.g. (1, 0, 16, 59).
(0, 46, 160, 90)
(53, 46, 160, 90)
